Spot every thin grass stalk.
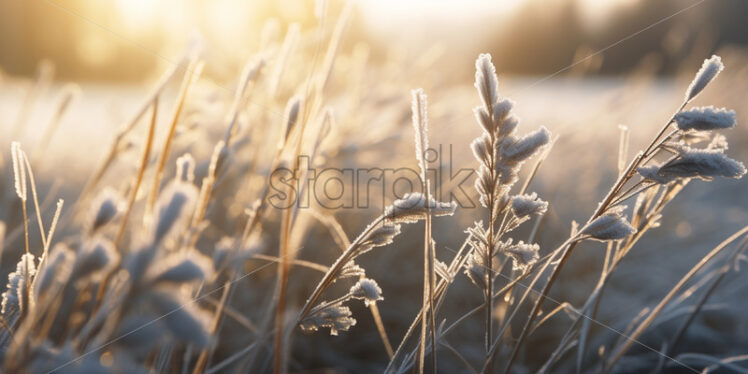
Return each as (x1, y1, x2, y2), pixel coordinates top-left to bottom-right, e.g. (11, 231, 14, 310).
(274, 94, 315, 374)
(666, 239, 748, 355)
(417, 181, 434, 373)
(427, 194, 437, 374)
(479, 237, 577, 372)
(146, 59, 203, 219)
(204, 297, 258, 333)
(1, 180, 62, 256)
(529, 302, 578, 335)
(296, 215, 384, 323)
(389, 220, 557, 372)
(315, 1, 352, 93)
(501, 102, 689, 373)
(439, 340, 478, 374)
(603, 225, 748, 372)
(89, 98, 158, 319)
(389, 246, 547, 373)
(702, 355, 748, 374)
(12, 61, 53, 140)
(186, 141, 224, 250)
(20, 152, 47, 250)
(386, 234, 471, 373)
(21, 197, 29, 258)
(78, 62, 180, 204)
(410, 87, 435, 373)
(389, 238, 553, 372)
(29, 199, 63, 293)
(251, 254, 328, 273)
(115, 97, 158, 246)
(273, 199, 293, 374)
(193, 277, 234, 374)
(576, 242, 614, 372)
(242, 100, 311, 372)
(34, 84, 79, 165)
(541, 183, 680, 372)
(498, 239, 579, 373)
(310, 211, 394, 357)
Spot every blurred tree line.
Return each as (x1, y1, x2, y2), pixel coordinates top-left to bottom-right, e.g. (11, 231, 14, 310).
(0, 0, 746, 81)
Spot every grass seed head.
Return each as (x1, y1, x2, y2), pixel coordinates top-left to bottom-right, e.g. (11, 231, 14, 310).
(350, 278, 383, 307)
(686, 55, 723, 102)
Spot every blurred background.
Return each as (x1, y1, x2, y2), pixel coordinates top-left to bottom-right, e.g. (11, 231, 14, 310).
(2, 0, 748, 81)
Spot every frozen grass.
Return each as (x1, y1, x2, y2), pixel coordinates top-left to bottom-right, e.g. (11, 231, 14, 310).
(0, 8, 747, 374)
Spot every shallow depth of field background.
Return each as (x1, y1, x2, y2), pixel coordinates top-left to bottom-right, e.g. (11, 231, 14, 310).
(1, 0, 748, 372)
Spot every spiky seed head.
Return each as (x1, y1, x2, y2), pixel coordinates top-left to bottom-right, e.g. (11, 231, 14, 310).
(504, 241, 540, 272)
(153, 181, 198, 246)
(580, 206, 637, 241)
(88, 188, 124, 234)
(674, 106, 736, 131)
(500, 126, 551, 165)
(475, 53, 499, 111)
(350, 278, 383, 306)
(511, 193, 548, 218)
(685, 55, 723, 102)
(411, 88, 429, 179)
(658, 148, 746, 180)
(300, 302, 356, 336)
(11, 142, 27, 201)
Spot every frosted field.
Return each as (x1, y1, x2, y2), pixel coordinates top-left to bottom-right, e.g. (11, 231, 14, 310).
(0, 51, 747, 372)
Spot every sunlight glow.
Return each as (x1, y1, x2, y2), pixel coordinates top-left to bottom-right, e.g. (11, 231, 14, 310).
(114, 0, 157, 33)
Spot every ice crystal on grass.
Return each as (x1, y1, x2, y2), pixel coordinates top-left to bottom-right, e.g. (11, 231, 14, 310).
(475, 54, 500, 112)
(11, 142, 27, 201)
(511, 192, 548, 219)
(350, 278, 383, 307)
(637, 165, 676, 184)
(501, 126, 551, 165)
(434, 260, 452, 282)
(674, 106, 736, 131)
(504, 241, 540, 272)
(2, 254, 35, 316)
(353, 222, 401, 257)
(464, 249, 488, 290)
(640, 147, 746, 183)
(685, 55, 723, 101)
(469, 53, 551, 219)
(580, 206, 636, 241)
(338, 261, 365, 280)
(300, 303, 356, 336)
(384, 193, 457, 223)
(658, 148, 746, 180)
(411, 89, 429, 179)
